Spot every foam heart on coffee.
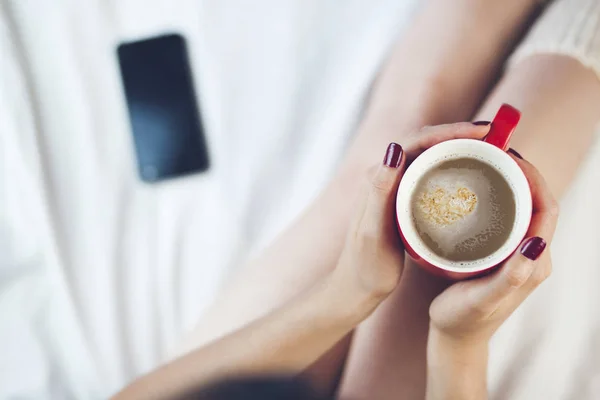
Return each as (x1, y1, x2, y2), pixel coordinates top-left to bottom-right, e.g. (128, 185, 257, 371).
(411, 159, 514, 261)
(416, 186, 478, 226)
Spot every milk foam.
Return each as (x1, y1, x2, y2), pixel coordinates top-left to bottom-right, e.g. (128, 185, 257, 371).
(412, 167, 507, 257)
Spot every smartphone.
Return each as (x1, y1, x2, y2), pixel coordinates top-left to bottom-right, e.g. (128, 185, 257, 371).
(117, 34, 209, 182)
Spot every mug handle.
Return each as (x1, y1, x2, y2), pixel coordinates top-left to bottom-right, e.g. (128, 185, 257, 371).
(484, 104, 521, 151)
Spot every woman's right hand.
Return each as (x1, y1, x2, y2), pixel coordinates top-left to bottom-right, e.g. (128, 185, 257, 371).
(426, 154, 559, 400)
(429, 154, 558, 343)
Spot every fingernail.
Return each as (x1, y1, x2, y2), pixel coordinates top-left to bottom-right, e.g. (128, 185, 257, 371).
(472, 120, 491, 126)
(520, 237, 546, 260)
(508, 148, 524, 160)
(383, 142, 403, 168)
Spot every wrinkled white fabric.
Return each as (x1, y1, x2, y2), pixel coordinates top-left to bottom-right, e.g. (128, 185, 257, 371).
(0, 0, 599, 398)
(0, 1, 415, 397)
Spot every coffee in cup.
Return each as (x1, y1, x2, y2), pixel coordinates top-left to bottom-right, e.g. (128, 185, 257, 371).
(396, 104, 532, 280)
(411, 157, 516, 262)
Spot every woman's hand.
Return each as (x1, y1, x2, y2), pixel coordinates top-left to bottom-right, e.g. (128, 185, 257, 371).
(114, 123, 490, 400)
(426, 154, 559, 400)
(429, 155, 558, 341)
(332, 123, 491, 313)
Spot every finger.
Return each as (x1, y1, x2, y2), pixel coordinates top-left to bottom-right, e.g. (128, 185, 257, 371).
(352, 143, 406, 242)
(406, 122, 490, 160)
(510, 154, 560, 243)
(499, 251, 552, 318)
(466, 236, 547, 317)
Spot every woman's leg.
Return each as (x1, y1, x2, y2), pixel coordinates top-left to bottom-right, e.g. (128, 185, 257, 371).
(176, 0, 542, 393)
(339, 54, 600, 400)
(476, 55, 600, 198)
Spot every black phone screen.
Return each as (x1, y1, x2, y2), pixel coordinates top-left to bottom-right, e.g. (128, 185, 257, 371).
(117, 34, 209, 182)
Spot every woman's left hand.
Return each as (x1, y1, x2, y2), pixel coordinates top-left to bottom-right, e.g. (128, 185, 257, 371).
(332, 122, 491, 311)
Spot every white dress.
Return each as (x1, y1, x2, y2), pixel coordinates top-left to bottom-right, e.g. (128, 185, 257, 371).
(0, 0, 598, 398)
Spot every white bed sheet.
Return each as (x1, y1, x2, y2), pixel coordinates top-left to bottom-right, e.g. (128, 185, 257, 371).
(0, 0, 598, 398)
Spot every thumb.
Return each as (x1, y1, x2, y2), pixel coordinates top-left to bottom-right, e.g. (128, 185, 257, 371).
(352, 143, 406, 239)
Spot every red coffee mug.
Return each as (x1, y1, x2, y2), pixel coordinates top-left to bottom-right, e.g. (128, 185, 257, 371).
(395, 104, 532, 280)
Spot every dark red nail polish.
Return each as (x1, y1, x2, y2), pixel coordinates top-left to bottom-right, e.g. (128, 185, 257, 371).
(473, 120, 491, 126)
(520, 237, 546, 260)
(383, 142, 403, 168)
(508, 148, 524, 160)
